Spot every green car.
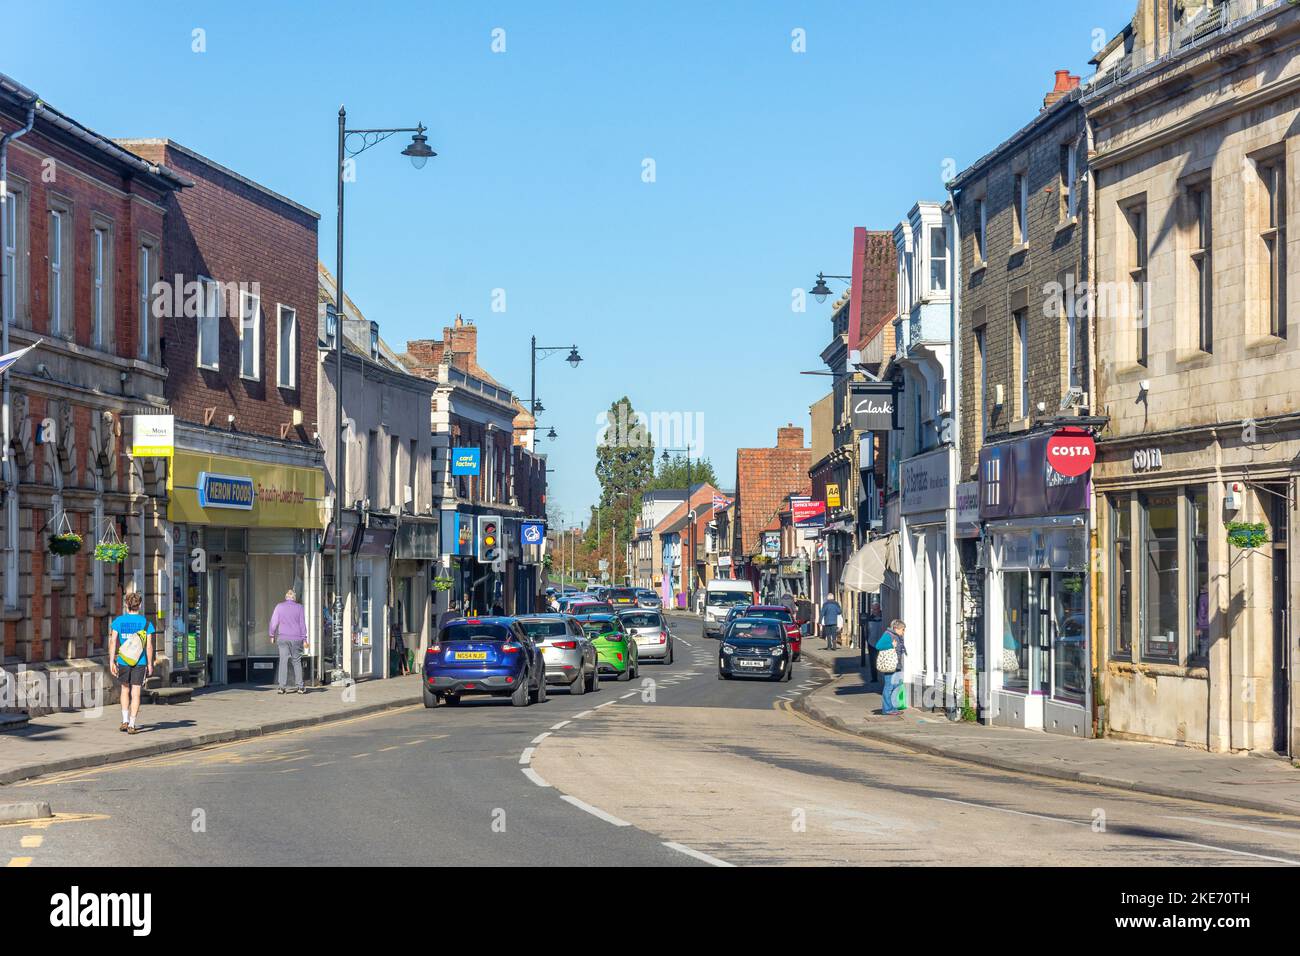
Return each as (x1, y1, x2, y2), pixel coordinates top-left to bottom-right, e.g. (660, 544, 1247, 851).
(579, 614, 640, 682)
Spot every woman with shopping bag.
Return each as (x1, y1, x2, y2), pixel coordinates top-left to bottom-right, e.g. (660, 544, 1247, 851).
(874, 619, 907, 717)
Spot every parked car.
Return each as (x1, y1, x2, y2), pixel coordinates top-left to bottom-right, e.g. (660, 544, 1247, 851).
(606, 587, 639, 609)
(616, 608, 673, 664)
(718, 618, 792, 682)
(516, 614, 600, 695)
(741, 605, 802, 660)
(423, 617, 546, 708)
(579, 614, 640, 682)
(634, 588, 662, 609)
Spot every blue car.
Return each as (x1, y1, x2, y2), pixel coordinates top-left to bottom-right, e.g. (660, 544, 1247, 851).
(423, 617, 546, 708)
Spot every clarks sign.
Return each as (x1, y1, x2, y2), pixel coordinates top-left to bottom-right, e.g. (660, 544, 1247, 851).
(849, 383, 897, 432)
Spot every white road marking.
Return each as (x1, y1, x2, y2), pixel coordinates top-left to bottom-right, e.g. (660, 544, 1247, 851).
(1163, 815, 1300, 842)
(531, 732, 552, 744)
(939, 798, 1300, 865)
(550, 720, 571, 731)
(518, 747, 536, 765)
(522, 767, 551, 788)
(573, 710, 594, 719)
(561, 795, 631, 827)
(663, 841, 734, 867)
(620, 691, 637, 699)
(595, 700, 617, 709)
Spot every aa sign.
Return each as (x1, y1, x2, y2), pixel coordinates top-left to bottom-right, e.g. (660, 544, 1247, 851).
(1046, 429, 1095, 478)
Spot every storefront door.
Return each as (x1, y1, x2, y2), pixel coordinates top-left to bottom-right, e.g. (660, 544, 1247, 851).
(210, 566, 248, 684)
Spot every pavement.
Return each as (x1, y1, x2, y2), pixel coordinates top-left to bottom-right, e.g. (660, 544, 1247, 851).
(795, 635, 1300, 819)
(0, 677, 423, 785)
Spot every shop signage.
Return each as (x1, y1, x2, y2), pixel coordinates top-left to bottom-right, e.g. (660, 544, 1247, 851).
(791, 498, 826, 527)
(901, 447, 952, 515)
(1046, 428, 1095, 478)
(826, 483, 842, 509)
(197, 472, 255, 511)
(394, 518, 439, 560)
(980, 432, 1089, 521)
(849, 382, 897, 432)
(762, 531, 780, 558)
(1132, 448, 1164, 473)
(451, 447, 481, 475)
(131, 414, 174, 458)
(521, 521, 545, 546)
(956, 481, 980, 537)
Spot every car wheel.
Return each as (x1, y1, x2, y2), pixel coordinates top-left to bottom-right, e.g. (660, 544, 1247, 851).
(423, 685, 438, 708)
(511, 677, 531, 707)
(663, 641, 673, 666)
(589, 664, 601, 691)
(444, 693, 461, 707)
(531, 671, 548, 704)
(616, 663, 631, 682)
(784, 662, 793, 682)
(794, 652, 801, 662)
(570, 670, 586, 695)
(718, 670, 730, 680)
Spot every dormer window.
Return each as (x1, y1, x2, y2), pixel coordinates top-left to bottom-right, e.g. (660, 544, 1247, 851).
(928, 226, 948, 294)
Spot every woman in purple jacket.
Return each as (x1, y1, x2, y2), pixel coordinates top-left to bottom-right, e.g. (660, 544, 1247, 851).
(270, 588, 308, 694)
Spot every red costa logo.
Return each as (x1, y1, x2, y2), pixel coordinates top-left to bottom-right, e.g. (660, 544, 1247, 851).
(1046, 429, 1095, 478)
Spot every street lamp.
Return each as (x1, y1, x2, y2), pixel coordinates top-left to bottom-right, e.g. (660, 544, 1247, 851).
(331, 106, 434, 685)
(529, 335, 582, 449)
(661, 445, 695, 610)
(809, 272, 851, 304)
(546, 427, 558, 441)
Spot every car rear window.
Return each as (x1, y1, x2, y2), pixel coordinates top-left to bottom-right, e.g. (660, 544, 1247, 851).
(609, 589, 636, 600)
(572, 602, 614, 615)
(749, 607, 793, 622)
(620, 612, 661, 628)
(581, 621, 621, 638)
(517, 620, 569, 638)
(440, 622, 514, 643)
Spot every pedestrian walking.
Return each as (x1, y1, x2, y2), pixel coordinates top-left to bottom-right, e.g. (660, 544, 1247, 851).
(389, 601, 409, 676)
(820, 594, 843, 650)
(876, 619, 908, 716)
(108, 591, 154, 735)
(269, 588, 308, 694)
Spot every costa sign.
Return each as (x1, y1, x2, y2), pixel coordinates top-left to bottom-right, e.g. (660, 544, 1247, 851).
(1046, 429, 1095, 478)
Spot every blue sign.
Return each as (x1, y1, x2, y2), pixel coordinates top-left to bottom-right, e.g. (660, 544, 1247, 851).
(521, 521, 545, 546)
(197, 472, 256, 511)
(451, 447, 481, 476)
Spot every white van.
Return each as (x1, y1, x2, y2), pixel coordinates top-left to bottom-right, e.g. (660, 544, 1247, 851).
(704, 580, 757, 637)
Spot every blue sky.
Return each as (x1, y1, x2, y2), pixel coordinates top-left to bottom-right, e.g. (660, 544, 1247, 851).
(3, 0, 1136, 524)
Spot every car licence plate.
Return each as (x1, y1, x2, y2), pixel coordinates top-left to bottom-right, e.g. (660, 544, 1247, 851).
(738, 659, 766, 667)
(454, 652, 487, 660)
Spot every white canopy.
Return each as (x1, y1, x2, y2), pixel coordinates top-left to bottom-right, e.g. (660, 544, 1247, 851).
(839, 533, 899, 593)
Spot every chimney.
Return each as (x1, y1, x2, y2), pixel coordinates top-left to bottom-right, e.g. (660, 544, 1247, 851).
(443, 314, 478, 372)
(777, 424, 804, 449)
(1042, 70, 1080, 110)
(404, 339, 444, 368)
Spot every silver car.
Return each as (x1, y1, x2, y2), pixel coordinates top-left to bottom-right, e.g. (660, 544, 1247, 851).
(634, 588, 662, 609)
(516, 614, 600, 695)
(617, 608, 673, 664)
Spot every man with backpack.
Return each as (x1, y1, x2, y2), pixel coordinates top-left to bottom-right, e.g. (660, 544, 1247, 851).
(108, 591, 154, 735)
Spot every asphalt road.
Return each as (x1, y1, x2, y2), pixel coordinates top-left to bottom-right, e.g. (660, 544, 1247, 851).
(6, 614, 1300, 867)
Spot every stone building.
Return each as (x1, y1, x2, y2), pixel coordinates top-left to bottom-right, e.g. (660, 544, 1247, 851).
(1086, 0, 1300, 754)
(0, 73, 185, 709)
(950, 69, 1094, 735)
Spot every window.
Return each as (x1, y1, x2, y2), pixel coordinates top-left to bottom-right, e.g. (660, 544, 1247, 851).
(1127, 203, 1148, 365)
(1188, 486, 1209, 665)
(408, 438, 418, 512)
(1260, 158, 1287, 338)
(929, 226, 948, 293)
(974, 198, 987, 263)
(48, 208, 64, 335)
(90, 223, 106, 348)
(137, 242, 157, 359)
(1014, 172, 1029, 245)
(1111, 495, 1133, 658)
(277, 305, 297, 388)
(974, 326, 987, 438)
(390, 435, 400, 511)
(368, 429, 380, 506)
(2, 182, 26, 327)
(1015, 308, 1029, 417)
(197, 277, 220, 370)
(1189, 184, 1212, 352)
(1061, 270, 1081, 390)
(1140, 491, 1180, 664)
(239, 289, 261, 379)
(1060, 141, 1079, 221)
(369, 321, 379, 359)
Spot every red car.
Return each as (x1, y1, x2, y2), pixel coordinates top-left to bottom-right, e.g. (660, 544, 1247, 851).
(743, 605, 802, 660)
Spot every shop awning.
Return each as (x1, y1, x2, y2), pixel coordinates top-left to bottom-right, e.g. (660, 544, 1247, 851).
(840, 533, 899, 593)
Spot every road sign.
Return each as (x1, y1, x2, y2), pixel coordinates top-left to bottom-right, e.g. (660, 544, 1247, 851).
(521, 521, 545, 545)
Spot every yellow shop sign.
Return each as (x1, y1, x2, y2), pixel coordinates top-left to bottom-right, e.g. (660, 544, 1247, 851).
(169, 451, 325, 529)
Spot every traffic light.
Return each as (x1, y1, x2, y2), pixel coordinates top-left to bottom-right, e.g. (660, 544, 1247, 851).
(477, 515, 503, 564)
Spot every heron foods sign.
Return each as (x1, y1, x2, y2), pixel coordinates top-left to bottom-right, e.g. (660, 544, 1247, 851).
(169, 451, 325, 528)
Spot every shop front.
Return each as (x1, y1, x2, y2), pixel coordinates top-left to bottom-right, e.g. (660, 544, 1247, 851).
(168, 437, 325, 686)
(980, 431, 1090, 737)
(899, 446, 956, 712)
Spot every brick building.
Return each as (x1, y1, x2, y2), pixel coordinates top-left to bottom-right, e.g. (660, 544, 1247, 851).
(118, 139, 324, 686)
(0, 74, 186, 707)
(732, 425, 810, 598)
(949, 70, 1093, 736)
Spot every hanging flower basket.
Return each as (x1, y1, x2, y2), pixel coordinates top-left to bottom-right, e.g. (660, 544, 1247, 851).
(1227, 521, 1267, 550)
(94, 541, 130, 563)
(49, 532, 83, 556)
(93, 519, 128, 563)
(432, 576, 454, 592)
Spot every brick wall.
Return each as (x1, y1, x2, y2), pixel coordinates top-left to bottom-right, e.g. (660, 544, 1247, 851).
(859, 230, 897, 350)
(734, 427, 811, 556)
(125, 140, 319, 443)
(955, 98, 1089, 478)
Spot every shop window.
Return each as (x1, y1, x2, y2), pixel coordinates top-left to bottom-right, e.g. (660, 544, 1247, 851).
(1188, 486, 1209, 665)
(1110, 494, 1133, 659)
(1053, 571, 1087, 703)
(1002, 571, 1030, 692)
(1140, 491, 1180, 663)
